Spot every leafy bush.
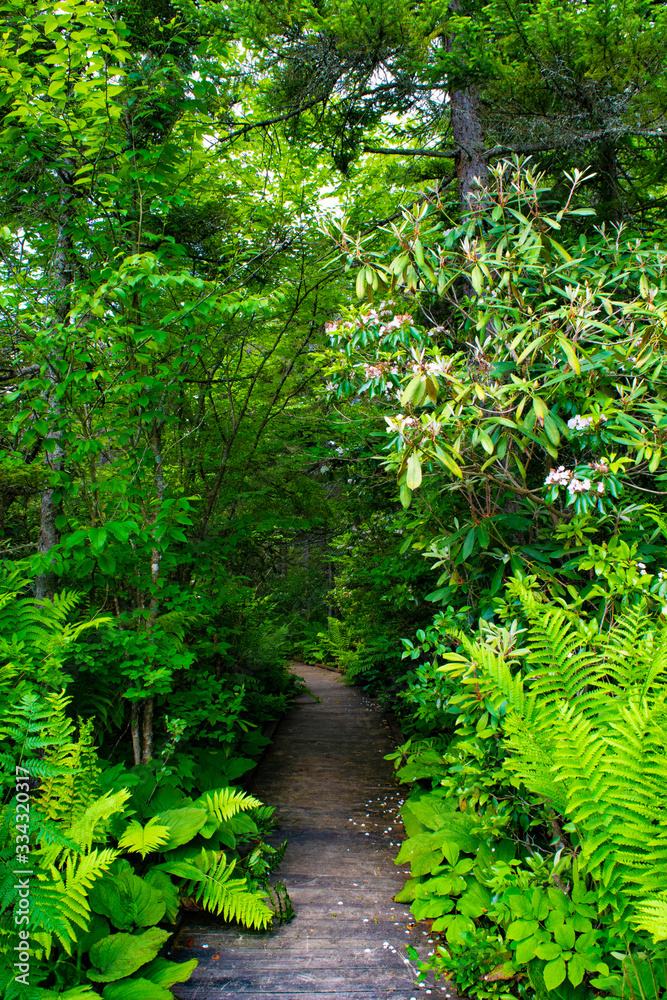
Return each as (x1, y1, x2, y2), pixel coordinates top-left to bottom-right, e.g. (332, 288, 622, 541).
(390, 579, 667, 1000)
(0, 580, 295, 998)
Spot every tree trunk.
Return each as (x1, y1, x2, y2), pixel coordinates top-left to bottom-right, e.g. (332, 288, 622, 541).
(35, 161, 74, 601)
(595, 138, 622, 222)
(141, 696, 154, 766)
(131, 700, 141, 767)
(449, 84, 489, 203)
(444, 3, 489, 205)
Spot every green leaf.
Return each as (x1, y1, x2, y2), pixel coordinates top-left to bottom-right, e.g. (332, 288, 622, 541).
(461, 528, 476, 561)
(400, 374, 424, 407)
(399, 481, 412, 509)
(536, 941, 562, 961)
(478, 428, 494, 454)
(88, 928, 170, 982)
(543, 956, 567, 990)
(89, 872, 166, 930)
(144, 870, 180, 923)
(515, 934, 542, 964)
(543, 412, 560, 446)
(406, 453, 422, 490)
(568, 952, 587, 987)
(356, 269, 366, 298)
(153, 807, 207, 849)
(138, 957, 199, 987)
(457, 881, 491, 918)
(117, 817, 171, 858)
(412, 895, 455, 920)
(395, 877, 420, 903)
(445, 913, 475, 944)
(558, 336, 581, 375)
(506, 919, 540, 941)
(554, 922, 576, 950)
(102, 980, 173, 1000)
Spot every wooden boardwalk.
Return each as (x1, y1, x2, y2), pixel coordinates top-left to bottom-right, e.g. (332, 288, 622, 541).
(171, 663, 452, 1000)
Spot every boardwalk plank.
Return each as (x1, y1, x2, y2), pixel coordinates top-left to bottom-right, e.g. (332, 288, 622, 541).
(172, 664, 451, 1000)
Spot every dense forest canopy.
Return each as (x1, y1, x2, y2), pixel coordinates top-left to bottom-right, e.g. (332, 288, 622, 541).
(2, 1, 667, 998)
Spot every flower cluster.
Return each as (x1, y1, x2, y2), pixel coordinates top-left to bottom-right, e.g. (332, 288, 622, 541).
(325, 302, 412, 341)
(409, 357, 452, 378)
(567, 413, 608, 431)
(385, 414, 427, 441)
(589, 459, 610, 474)
(545, 465, 607, 497)
(567, 476, 592, 494)
(544, 466, 572, 486)
(363, 361, 399, 380)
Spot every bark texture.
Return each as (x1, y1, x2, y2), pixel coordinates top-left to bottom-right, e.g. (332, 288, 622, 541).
(449, 83, 489, 203)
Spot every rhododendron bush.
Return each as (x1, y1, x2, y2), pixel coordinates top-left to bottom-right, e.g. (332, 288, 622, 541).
(322, 161, 667, 615)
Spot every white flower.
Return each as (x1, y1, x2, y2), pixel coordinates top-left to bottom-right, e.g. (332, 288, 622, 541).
(545, 466, 573, 486)
(567, 476, 590, 494)
(567, 414, 594, 431)
(597, 482, 605, 494)
(567, 413, 607, 431)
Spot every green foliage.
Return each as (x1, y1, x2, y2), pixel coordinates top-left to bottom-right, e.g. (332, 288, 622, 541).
(1, 675, 290, 997)
(388, 579, 667, 1000)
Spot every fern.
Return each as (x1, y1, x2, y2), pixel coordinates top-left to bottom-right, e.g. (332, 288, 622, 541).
(38, 711, 101, 827)
(0, 570, 112, 694)
(199, 786, 262, 822)
(0, 691, 72, 779)
(117, 816, 171, 858)
(31, 847, 118, 954)
(159, 849, 274, 930)
(444, 581, 667, 938)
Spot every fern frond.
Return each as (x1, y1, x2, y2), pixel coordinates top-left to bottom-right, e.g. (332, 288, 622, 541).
(634, 898, 667, 941)
(64, 789, 130, 855)
(181, 850, 273, 930)
(199, 787, 262, 823)
(117, 817, 171, 858)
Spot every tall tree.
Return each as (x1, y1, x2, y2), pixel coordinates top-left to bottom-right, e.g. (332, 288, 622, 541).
(232, 0, 667, 217)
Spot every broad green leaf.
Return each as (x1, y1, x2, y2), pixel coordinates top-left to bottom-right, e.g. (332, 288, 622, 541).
(445, 913, 475, 944)
(138, 957, 199, 987)
(89, 872, 166, 930)
(88, 928, 170, 982)
(478, 428, 494, 454)
(506, 918, 540, 941)
(102, 980, 173, 1000)
(461, 528, 476, 561)
(515, 933, 544, 964)
(406, 453, 422, 490)
(457, 881, 491, 918)
(400, 374, 424, 407)
(153, 807, 207, 849)
(543, 412, 560, 446)
(543, 956, 567, 990)
(568, 953, 587, 987)
(559, 336, 581, 374)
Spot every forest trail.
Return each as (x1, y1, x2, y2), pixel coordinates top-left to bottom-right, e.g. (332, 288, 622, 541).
(171, 662, 451, 1000)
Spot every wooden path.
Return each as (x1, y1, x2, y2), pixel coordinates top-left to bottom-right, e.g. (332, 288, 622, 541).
(171, 663, 452, 1000)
